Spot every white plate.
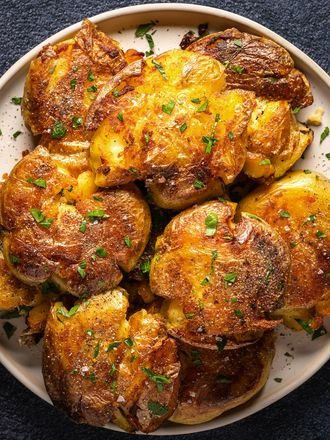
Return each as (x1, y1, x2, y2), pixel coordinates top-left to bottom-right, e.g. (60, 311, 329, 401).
(0, 3, 329, 436)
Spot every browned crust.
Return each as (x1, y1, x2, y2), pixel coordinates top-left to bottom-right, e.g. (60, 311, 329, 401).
(170, 333, 275, 424)
(42, 290, 180, 432)
(0, 146, 151, 296)
(150, 200, 290, 347)
(187, 28, 313, 108)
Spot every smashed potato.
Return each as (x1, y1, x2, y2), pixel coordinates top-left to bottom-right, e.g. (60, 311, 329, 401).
(239, 170, 330, 325)
(0, 146, 151, 296)
(43, 288, 180, 432)
(150, 200, 290, 348)
(89, 49, 256, 209)
(245, 98, 313, 180)
(171, 333, 274, 424)
(187, 28, 313, 108)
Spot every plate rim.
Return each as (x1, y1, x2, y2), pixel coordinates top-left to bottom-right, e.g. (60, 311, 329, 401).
(0, 2, 329, 435)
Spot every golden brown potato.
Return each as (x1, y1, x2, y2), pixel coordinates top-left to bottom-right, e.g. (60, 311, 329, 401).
(244, 98, 313, 180)
(170, 333, 275, 424)
(89, 49, 256, 209)
(0, 146, 151, 296)
(22, 19, 127, 139)
(239, 170, 330, 328)
(43, 288, 180, 432)
(150, 200, 290, 348)
(187, 28, 313, 108)
(0, 247, 39, 310)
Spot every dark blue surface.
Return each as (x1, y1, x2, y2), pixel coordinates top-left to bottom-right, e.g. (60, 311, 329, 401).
(0, 1, 329, 439)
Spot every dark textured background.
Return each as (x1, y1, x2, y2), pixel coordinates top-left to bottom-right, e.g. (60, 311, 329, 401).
(0, 1, 329, 439)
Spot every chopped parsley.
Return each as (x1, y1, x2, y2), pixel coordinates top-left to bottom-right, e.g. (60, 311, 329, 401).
(95, 246, 108, 257)
(185, 313, 195, 319)
(292, 107, 300, 114)
(162, 100, 175, 114)
(57, 304, 79, 318)
(79, 221, 86, 233)
(197, 100, 208, 112)
(180, 122, 187, 133)
(87, 69, 95, 81)
(9, 254, 20, 264)
(194, 179, 205, 189)
(124, 337, 134, 347)
(146, 33, 155, 51)
(87, 85, 98, 93)
(316, 230, 326, 238)
(152, 60, 168, 80)
(93, 341, 100, 358)
(320, 126, 329, 144)
(70, 79, 77, 90)
(113, 88, 120, 97)
(274, 377, 282, 383)
(234, 309, 244, 318)
(258, 158, 271, 166)
(142, 367, 171, 392)
(304, 169, 312, 174)
(203, 113, 220, 154)
(72, 116, 83, 129)
(13, 131, 22, 139)
(228, 131, 234, 141)
(85, 329, 95, 337)
(107, 341, 121, 351)
(30, 208, 53, 229)
(117, 112, 124, 122)
(200, 274, 212, 286)
(205, 212, 218, 236)
(325, 153, 330, 160)
(147, 400, 168, 416)
(233, 39, 242, 47)
(11, 97, 22, 105)
(279, 211, 290, 218)
(77, 262, 87, 279)
(191, 98, 201, 104)
(86, 210, 109, 222)
(290, 241, 298, 248)
(224, 272, 237, 288)
(140, 259, 151, 274)
(135, 21, 155, 38)
(27, 177, 47, 188)
(51, 120, 67, 139)
(123, 236, 132, 248)
(296, 319, 313, 335)
(3, 322, 16, 339)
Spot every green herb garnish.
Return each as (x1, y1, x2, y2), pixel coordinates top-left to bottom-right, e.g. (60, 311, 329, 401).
(162, 100, 175, 114)
(51, 121, 67, 139)
(205, 212, 218, 236)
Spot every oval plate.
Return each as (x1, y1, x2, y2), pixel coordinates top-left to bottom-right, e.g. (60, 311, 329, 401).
(0, 3, 329, 435)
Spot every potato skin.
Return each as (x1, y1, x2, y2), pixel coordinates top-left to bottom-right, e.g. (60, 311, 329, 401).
(22, 19, 127, 138)
(0, 146, 151, 296)
(239, 170, 330, 320)
(170, 333, 275, 424)
(187, 28, 313, 108)
(150, 200, 290, 348)
(43, 289, 180, 432)
(244, 98, 313, 180)
(0, 248, 38, 311)
(90, 49, 256, 209)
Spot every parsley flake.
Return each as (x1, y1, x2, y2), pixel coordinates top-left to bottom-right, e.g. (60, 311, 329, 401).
(320, 126, 329, 144)
(152, 60, 168, 80)
(162, 100, 175, 114)
(205, 212, 218, 236)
